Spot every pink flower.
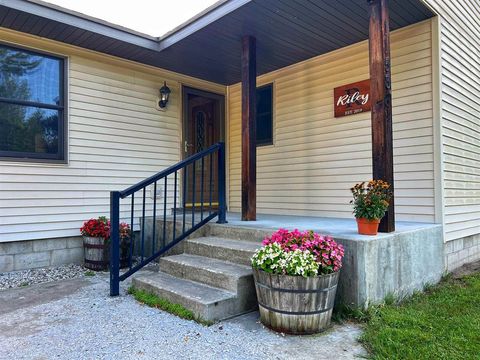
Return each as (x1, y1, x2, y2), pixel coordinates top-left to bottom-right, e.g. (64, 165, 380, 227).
(261, 229, 344, 274)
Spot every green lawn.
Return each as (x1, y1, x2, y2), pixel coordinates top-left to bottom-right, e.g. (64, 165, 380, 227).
(360, 272, 480, 360)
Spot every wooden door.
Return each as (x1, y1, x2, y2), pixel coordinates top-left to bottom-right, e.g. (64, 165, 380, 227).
(183, 90, 223, 209)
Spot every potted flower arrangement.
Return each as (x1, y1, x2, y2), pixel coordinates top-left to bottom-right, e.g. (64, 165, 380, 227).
(251, 229, 344, 335)
(350, 180, 392, 235)
(80, 216, 110, 271)
(80, 217, 132, 270)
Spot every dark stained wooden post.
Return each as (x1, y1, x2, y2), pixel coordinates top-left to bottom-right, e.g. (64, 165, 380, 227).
(368, 0, 395, 232)
(241, 35, 257, 221)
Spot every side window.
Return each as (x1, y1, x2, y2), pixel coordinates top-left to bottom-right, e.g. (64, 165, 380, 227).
(256, 83, 273, 146)
(0, 44, 66, 162)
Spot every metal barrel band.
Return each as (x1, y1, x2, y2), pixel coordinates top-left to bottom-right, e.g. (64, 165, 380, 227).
(84, 243, 107, 249)
(258, 302, 334, 316)
(255, 281, 337, 294)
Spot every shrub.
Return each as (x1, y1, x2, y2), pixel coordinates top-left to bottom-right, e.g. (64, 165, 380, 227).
(252, 229, 344, 277)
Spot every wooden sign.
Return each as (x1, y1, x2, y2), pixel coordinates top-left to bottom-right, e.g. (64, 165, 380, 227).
(334, 79, 371, 117)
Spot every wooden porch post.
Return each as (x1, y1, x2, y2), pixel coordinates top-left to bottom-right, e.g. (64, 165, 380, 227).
(368, 0, 395, 232)
(241, 35, 257, 221)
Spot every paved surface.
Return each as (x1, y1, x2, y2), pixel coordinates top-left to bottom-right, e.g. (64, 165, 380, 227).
(0, 275, 366, 360)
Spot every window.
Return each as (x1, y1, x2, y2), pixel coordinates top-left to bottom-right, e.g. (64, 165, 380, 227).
(256, 83, 273, 146)
(0, 44, 66, 162)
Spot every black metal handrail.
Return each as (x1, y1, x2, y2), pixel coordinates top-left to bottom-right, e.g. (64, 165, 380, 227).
(109, 142, 227, 296)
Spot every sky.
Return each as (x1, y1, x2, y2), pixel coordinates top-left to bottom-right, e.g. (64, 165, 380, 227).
(43, 0, 219, 37)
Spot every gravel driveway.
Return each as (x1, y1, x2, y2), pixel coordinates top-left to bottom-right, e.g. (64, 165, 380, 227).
(0, 273, 366, 360)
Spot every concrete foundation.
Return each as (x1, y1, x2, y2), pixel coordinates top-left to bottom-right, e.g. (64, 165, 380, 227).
(445, 234, 480, 271)
(335, 226, 444, 308)
(0, 237, 83, 272)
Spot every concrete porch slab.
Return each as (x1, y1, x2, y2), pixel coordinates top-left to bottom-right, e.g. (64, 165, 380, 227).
(217, 212, 439, 240)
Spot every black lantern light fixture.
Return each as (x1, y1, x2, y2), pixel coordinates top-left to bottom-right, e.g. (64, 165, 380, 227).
(159, 81, 171, 108)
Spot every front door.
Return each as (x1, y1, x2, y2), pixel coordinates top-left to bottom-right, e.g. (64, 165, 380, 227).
(182, 87, 224, 209)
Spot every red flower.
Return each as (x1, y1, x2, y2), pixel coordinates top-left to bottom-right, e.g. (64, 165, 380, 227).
(80, 217, 110, 239)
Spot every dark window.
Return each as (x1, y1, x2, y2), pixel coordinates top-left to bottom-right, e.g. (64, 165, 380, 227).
(0, 44, 66, 162)
(256, 83, 273, 146)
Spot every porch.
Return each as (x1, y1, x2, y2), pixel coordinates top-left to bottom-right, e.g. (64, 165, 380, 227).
(208, 213, 444, 307)
(135, 211, 443, 314)
(108, 0, 440, 315)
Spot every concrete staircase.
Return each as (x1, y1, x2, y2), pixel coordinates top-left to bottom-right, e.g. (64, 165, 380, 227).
(132, 232, 262, 322)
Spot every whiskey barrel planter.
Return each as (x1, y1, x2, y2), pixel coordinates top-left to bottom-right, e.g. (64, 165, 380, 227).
(83, 236, 109, 271)
(253, 269, 340, 335)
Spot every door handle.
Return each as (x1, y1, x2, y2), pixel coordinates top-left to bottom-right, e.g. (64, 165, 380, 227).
(184, 141, 194, 153)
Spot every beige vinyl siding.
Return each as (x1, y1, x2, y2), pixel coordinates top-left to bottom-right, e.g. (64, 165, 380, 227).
(227, 20, 435, 222)
(0, 28, 225, 242)
(423, 0, 480, 241)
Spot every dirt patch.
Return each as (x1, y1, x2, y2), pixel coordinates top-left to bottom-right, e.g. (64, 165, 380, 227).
(451, 260, 480, 279)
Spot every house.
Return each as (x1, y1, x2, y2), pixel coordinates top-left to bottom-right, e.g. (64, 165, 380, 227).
(0, 0, 479, 316)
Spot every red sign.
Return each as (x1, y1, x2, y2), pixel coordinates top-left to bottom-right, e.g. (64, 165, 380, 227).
(334, 79, 371, 117)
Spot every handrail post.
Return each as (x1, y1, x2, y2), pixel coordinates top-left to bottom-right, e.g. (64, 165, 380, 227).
(110, 191, 121, 296)
(217, 142, 227, 224)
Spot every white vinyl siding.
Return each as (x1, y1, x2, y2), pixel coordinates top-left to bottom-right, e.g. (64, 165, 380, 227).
(423, 0, 480, 241)
(0, 29, 225, 242)
(227, 20, 435, 222)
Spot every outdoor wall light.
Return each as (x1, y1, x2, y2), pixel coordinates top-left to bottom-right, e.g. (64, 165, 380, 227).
(159, 81, 171, 108)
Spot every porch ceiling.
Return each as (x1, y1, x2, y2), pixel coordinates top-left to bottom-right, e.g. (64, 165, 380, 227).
(0, 0, 433, 85)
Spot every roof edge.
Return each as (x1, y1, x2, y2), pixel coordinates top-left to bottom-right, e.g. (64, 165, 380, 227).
(5, 0, 160, 50)
(158, 0, 252, 51)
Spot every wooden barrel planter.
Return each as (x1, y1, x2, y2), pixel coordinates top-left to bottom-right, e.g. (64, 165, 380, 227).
(83, 236, 109, 271)
(253, 268, 340, 335)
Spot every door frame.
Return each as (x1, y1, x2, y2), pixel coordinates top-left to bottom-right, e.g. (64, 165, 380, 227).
(181, 86, 226, 209)
(181, 86, 226, 160)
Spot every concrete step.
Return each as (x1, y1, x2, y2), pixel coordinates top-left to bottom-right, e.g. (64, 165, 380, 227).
(206, 223, 272, 243)
(185, 237, 260, 266)
(159, 253, 253, 293)
(132, 271, 241, 322)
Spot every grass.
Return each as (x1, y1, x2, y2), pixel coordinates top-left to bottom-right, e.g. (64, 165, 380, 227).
(84, 270, 96, 277)
(128, 286, 213, 326)
(355, 272, 480, 359)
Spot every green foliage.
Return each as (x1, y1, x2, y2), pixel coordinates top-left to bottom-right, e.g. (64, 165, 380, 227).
(84, 270, 96, 277)
(350, 180, 392, 220)
(359, 273, 480, 359)
(333, 304, 376, 323)
(128, 287, 213, 326)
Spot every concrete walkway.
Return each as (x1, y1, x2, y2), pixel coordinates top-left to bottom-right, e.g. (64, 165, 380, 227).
(0, 275, 366, 360)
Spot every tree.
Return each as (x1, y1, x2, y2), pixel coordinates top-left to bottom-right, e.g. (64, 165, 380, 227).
(0, 48, 56, 154)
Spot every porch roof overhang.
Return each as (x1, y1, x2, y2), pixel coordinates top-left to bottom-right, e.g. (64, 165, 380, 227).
(0, 0, 433, 85)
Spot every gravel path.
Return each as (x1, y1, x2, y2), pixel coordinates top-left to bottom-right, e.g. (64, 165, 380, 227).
(0, 274, 366, 360)
(0, 264, 91, 290)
